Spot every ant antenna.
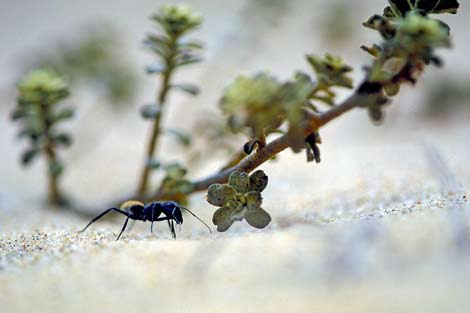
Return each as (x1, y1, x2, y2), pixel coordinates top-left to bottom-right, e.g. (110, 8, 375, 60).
(181, 207, 212, 233)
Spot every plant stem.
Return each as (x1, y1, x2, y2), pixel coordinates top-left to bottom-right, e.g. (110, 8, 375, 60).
(137, 70, 172, 198)
(137, 33, 179, 199)
(44, 145, 61, 205)
(38, 102, 62, 205)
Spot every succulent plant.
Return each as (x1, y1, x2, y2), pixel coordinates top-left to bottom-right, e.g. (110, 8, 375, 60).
(281, 72, 316, 153)
(207, 170, 271, 232)
(137, 4, 203, 198)
(219, 73, 284, 140)
(12, 69, 73, 204)
(153, 4, 203, 37)
(360, 0, 459, 122)
(158, 163, 193, 206)
(307, 53, 354, 106)
(219, 58, 353, 159)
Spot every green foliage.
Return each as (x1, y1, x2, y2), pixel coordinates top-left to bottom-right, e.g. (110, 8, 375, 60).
(13, 69, 73, 171)
(152, 5, 202, 37)
(140, 104, 161, 120)
(143, 4, 203, 95)
(10, 0, 459, 225)
(219, 73, 285, 140)
(360, 0, 459, 122)
(307, 54, 354, 100)
(166, 129, 192, 148)
(137, 5, 204, 198)
(159, 163, 193, 206)
(219, 55, 353, 156)
(30, 26, 138, 106)
(207, 170, 271, 232)
(17, 70, 69, 105)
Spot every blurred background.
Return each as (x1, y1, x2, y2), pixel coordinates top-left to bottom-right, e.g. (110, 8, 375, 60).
(1, 0, 469, 312)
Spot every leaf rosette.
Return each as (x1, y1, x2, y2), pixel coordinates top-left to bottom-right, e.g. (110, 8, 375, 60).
(207, 170, 271, 232)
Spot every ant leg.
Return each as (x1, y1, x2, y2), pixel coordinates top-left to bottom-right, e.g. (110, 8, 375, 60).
(171, 220, 176, 239)
(116, 216, 130, 241)
(80, 208, 129, 233)
(166, 220, 176, 239)
(167, 220, 172, 235)
(151, 207, 155, 233)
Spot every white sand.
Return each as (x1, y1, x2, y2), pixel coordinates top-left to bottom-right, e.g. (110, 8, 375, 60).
(1, 0, 470, 312)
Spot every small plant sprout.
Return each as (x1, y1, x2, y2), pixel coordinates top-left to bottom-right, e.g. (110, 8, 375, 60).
(12, 69, 74, 205)
(137, 5, 203, 199)
(207, 170, 270, 231)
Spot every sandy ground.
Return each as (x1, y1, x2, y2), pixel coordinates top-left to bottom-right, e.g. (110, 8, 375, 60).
(1, 0, 470, 312)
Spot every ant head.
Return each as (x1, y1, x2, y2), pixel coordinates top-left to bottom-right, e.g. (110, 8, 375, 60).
(173, 208, 183, 225)
(161, 201, 184, 224)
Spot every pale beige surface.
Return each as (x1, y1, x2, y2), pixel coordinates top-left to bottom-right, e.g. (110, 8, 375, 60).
(1, 123, 469, 313)
(1, 0, 470, 312)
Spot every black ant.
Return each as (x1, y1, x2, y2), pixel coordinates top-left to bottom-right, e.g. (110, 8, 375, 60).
(79, 200, 212, 240)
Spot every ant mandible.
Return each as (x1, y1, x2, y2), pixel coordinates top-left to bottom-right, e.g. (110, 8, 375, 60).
(79, 200, 212, 240)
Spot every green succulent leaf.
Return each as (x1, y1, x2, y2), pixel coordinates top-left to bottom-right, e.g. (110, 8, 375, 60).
(307, 53, 354, 90)
(228, 171, 251, 194)
(145, 63, 166, 75)
(17, 127, 42, 141)
(178, 39, 204, 50)
(52, 133, 73, 147)
(152, 5, 202, 37)
(146, 159, 161, 169)
(245, 191, 262, 210)
(11, 108, 32, 121)
(21, 148, 40, 166)
(174, 55, 203, 68)
(245, 208, 272, 229)
(207, 170, 270, 232)
(159, 163, 192, 205)
(219, 73, 284, 138)
(52, 108, 75, 123)
(212, 207, 235, 232)
(171, 83, 200, 96)
(164, 163, 188, 179)
(362, 14, 396, 39)
(140, 104, 161, 119)
(166, 128, 191, 147)
(207, 184, 236, 207)
(49, 160, 64, 178)
(143, 38, 168, 58)
(282, 72, 315, 153)
(17, 69, 69, 104)
(361, 44, 382, 58)
(249, 170, 268, 193)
